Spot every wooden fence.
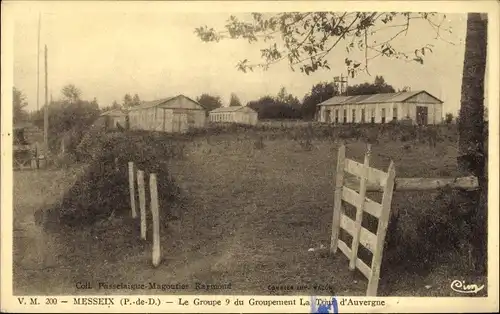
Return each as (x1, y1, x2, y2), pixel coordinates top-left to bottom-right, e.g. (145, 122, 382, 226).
(330, 144, 395, 296)
(128, 162, 162, 267)
(330, 144, 480, 296)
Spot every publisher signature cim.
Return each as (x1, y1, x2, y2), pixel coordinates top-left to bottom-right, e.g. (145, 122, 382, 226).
(450, 280, 485, 294)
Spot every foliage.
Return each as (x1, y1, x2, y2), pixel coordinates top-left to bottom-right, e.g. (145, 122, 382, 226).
(346, 75, 396, 95)
(13, 87, 29, 123)
(56, 132, 182, 227)
(445, 112, 454, 124)
(132, 94, 141, 107)
(302, 82, 339, 120)
(61, 84, 82, 103)
(123, 94, 133, 108)
(101, 101, 122, 113)
(31, 85, 101, 154)
(276, 87, 301, 108)
(195, 12, 451, 76)
(381, 187, 484, 277)
(197, 93, 224, 113)
(229, 93, 243, 107)
(247, 95, 301, 119)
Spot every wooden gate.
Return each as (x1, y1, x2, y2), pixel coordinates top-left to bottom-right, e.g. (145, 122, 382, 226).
(416, 106, 428, 125)
(330, 144, 396, 296)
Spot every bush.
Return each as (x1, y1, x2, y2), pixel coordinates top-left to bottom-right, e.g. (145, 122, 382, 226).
(381, 186, 484, 277)
(46, 132, 182, 228)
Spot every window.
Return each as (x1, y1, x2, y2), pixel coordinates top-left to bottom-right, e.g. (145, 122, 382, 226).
(343, 109, 347, 123)
(393, 107, 397, 121)
(371, 108, 375, 123)
(335, 109, 339, 123)
(381, 108, 386, 124)
(352, 109, 356, 123)
(361, 109, 365, 123)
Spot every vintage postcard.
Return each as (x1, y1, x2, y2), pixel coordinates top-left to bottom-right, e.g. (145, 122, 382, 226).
(1, 0, 498, 313)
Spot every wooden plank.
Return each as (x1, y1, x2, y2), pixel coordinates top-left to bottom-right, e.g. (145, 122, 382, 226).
(338, 239, 372, 279)
(367, 161, 396, 297)
(128, 162, 137, 219)
(150, 173, 161, 267)
(330, 144, 346, 254)
(345, 175, 479, 192)
(345, 158, 387, 187)
(137, 170, 147, 240)
(350, 145, 371, 271)
(340, 214, 377, 253)
(394, 176, 479, 191)
(342, 186, 382, 218)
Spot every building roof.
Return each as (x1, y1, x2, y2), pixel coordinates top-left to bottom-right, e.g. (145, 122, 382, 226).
(210, 106, 256, 113)
(128, 94, 206, 111)
(100, 108, 128, 117)
(129, 97, 176, 111)
(317, 90, 443, 106)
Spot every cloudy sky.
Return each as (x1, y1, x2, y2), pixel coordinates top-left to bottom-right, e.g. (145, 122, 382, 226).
(8, 1, 490, 115)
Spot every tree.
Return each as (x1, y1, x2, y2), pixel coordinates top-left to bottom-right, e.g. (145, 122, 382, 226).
(229, 93, 243, 107)
(247, 95, 301, 119)
(123, 94, 133, 108)
(276, 87, 288, 103)
(195, 12, 449, 76)
(196, 94, 223, 111)
(302, 82, 339, 120)
(13, 87, 29, 123)
(347, 75, 396, 95)
(457, 13, 488, 272)
(132, 94, 141, 107)
(445, 113, 454, 124)
(61, 84, 82, 104)
(112, 101, 121, 109)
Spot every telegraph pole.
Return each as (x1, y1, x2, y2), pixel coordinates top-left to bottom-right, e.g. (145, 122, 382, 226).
(36, 13, 41, 111)
(44, 45, 49, 153)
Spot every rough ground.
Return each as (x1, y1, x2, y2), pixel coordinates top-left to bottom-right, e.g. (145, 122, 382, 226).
(13, 137, 487, 297)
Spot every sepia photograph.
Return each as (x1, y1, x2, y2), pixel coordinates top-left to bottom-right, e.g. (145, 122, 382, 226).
(2, 1, 498, 312)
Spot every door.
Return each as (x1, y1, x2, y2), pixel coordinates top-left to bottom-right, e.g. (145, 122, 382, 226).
(325, 110, 331, 123)
(416, 106, 428, 125)
(179, 114, 188, 133)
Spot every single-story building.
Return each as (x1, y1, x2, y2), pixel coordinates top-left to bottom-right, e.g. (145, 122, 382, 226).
(209, 106, 258, 125)
(317, 90, 444, 125)
(128, 95, 207, 133)
(100, 108, 128, 130)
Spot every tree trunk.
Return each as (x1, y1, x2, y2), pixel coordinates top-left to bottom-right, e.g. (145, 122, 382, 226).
(458, 13, 487, 178)
(458, 13, 488, 273)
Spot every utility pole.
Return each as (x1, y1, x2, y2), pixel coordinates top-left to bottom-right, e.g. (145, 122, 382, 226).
(44, 45, 49, 154)
(36, 13, 41, 111)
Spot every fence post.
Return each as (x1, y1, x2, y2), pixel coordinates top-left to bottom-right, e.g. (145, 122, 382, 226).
(137, 170, 146, 240)
(349, 144, 371, 270)
(150, 173, 161, 267)
(128, 162, 137, 219)
(367, 161, 396, 296)
(330, 144, 346, 253)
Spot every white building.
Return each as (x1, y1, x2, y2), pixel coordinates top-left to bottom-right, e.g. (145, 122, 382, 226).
(209, 106, 259, 125)
(317, 90, 444, 125)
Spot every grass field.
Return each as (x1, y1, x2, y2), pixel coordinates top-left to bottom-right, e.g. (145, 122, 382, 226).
(13, 129, 487, 297)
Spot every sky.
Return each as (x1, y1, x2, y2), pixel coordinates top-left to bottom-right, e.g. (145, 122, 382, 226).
(10, 3, 485, 116)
